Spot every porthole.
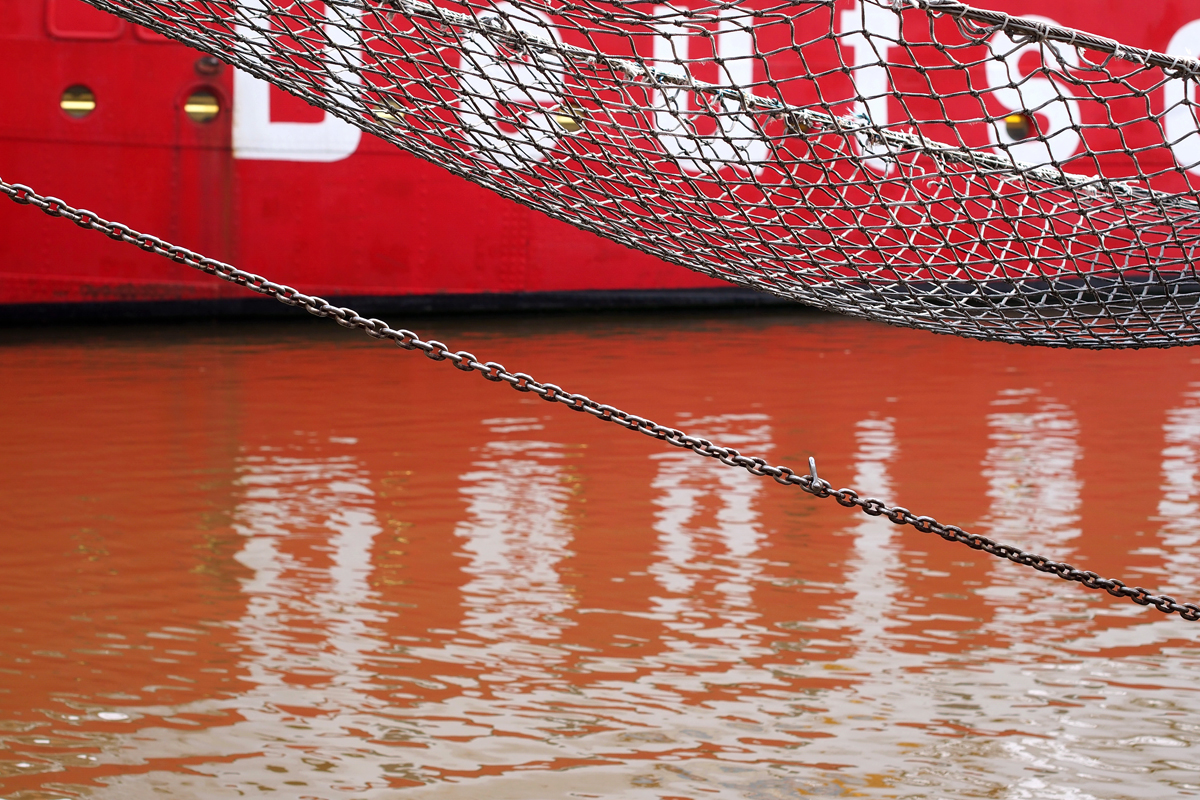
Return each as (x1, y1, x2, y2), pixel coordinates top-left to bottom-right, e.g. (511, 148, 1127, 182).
(550, 103, 586, 134)
(184, 89, 220, 123)
(371, 95, 407, 125)
(1004, 112, 1034, 141)
(60, 85, 96, 118)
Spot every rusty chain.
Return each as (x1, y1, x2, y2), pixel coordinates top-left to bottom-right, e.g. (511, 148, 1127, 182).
(4, 175, 1198, 622)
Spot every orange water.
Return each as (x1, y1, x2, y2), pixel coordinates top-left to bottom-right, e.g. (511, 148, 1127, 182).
(2, 310, 1199, 799)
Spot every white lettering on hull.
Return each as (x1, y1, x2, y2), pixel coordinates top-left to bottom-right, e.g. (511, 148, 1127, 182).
(233, 0, 362, 162)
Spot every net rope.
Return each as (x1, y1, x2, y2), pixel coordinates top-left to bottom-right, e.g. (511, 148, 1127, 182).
(79, 0, 1200, 347)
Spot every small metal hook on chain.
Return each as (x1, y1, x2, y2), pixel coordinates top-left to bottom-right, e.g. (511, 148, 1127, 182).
(808, 457, 831, 492)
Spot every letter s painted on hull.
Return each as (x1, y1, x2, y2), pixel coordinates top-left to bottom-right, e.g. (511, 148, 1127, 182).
(1165, 19, 1200, 177)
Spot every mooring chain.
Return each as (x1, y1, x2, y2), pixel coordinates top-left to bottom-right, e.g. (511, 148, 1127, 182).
(4, 176, 1198, 622)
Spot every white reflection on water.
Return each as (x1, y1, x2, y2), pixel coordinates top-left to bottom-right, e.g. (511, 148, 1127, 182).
(839, 416, 900, 645)
(33, 418, 1200, 800)
(976, 389, 1086, 627)
(87, 445, 399, 798)
(456, 437, 575, 641)
(392, 413, 819, 798)
(1151, 387, 1200, 580)
(1115, 384, 1200, 599)
(982, 389, 1083, 556)
(1158, 391, 1200, 539)
(649, 413, 772, 610)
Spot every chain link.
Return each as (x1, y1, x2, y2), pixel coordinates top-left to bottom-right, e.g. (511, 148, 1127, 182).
(4, 176, 1198, 622)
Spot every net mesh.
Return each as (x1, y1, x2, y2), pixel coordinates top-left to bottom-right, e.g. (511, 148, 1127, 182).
(79, 0, 1200, 347)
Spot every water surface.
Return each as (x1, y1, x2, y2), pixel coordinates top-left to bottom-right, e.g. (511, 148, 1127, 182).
(2, 309, 1200, 799)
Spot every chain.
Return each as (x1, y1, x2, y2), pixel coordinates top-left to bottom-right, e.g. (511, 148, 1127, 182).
(4, 176, 1198, 622)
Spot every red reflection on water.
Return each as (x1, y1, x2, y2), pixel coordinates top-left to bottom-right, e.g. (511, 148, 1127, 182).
(2, 311, 1199, 798)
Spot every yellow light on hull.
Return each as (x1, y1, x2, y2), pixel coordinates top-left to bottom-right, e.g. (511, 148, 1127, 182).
(60, 86, 96, 118)
(184, 90, 220, 123)
(551, 104, 586, 134)
(1004, 112, 1033, 141)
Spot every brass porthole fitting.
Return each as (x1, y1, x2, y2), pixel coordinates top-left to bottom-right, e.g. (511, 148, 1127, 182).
(1003, 112, 1034, 141)
(184, 89, 221, 123)
(60, 85, 96, 118)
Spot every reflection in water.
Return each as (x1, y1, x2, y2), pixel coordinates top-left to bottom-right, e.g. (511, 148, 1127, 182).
(1156, 388, 1200, 566)
(839, 416, 900, 645)
(978, 390, 1086, 630)
(1122, 385, 1200, 602)
(4, 314, 1200, 799)
(456, 427, 576, 641)
(650, 413, 771, 609)
(214, 449, 391, 794)
(90, 446, 397, 797)
(983, 389, 1083, 556)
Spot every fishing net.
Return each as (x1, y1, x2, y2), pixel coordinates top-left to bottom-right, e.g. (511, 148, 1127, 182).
(78, 0, 1200, 347)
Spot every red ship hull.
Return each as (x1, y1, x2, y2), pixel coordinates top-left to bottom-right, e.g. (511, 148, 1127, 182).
(3, 0, 1200, 315)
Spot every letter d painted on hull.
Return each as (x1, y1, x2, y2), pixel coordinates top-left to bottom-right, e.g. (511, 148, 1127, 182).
(232, 0, 362, 162)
